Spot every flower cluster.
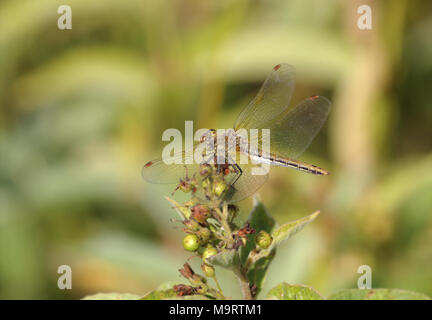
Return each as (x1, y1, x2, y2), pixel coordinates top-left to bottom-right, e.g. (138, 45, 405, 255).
(167, 163, 273, 299)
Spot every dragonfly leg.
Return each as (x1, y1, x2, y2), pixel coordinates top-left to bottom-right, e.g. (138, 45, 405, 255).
(171, 184, 180, 195)
(230, 162, 243, 187)
(171, 165, 194, 195)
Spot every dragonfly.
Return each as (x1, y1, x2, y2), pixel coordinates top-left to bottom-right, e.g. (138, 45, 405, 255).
(142, 64, 331, 203)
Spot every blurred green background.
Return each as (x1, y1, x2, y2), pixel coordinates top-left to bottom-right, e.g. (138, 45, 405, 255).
(0, 0, 431, 299)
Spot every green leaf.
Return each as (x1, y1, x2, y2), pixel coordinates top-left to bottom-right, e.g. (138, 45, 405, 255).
(240, 201, 276, 264)
(272, 211, 320, 248)
(164, 295, 211, 300)
(141, 288, 178, 300)
(142, 289, 211, 300)
(259, 210, 320, 257)
(245, 209, 320, 297)
(140, 282, 214, 300)
(329, 289, 431, 300)
(239, 200, 276, 297)
(82, 293, 141, 300)
(208, 248, 240, 271)
(246, 252, 275, 297)
(266, 283, 325, 300)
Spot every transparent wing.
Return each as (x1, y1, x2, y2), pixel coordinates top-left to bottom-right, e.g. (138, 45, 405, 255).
(252, 96, 331, 159)
(142, 142, 213, 184)
(222, 161, 269, 203)
(234, 64, 296, 130)
(143, 149, 268, 203)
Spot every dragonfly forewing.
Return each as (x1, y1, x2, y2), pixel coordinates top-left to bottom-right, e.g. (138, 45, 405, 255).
(234, 64, 296, 131)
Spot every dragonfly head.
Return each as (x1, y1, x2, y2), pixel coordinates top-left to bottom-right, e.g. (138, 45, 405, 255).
(200, 129, 217, 143)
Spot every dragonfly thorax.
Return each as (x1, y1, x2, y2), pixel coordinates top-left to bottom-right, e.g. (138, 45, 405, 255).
(199, 129, 217, 143)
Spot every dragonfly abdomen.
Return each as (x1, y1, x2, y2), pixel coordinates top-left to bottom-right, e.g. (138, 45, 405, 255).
(275, 157, 329, 175)
(250, 153, 329, 175)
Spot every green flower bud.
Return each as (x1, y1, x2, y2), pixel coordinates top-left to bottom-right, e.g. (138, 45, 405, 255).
(190, 274, 207, 286)
(184, 198, 199, 207)
(177, 176, 197, 193)
(179, 207, 191, 219)
(196, 283, 208, 295)
(213, 180, 227, 197)
(228, 204, 239, 221)
(197, 227, 211, 242)
(199, 164, 212, 178)
(183, 219, 200, 231)
(201, 263, 215, 277)
(255, 230, 272, 249)
(179, 180, 192, 193)
(183, 234, 200, 252)
(202, 246, 218, 263)
(202, 178, 211, 190)
(209, 224, 217, 233)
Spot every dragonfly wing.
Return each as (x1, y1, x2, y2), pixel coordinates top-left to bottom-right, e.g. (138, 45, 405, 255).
(256, 96, 331, 159)
(222, 162, 269, 203)
(142, 158, 202, 184)
(142, 143, 213, 184)
(234, 64, 296, 130)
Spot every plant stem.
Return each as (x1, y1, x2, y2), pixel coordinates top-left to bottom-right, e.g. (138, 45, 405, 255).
(213, 276, 224, 296)
(235, 267, 253, 300)
(217, 203, 253, 299)
(215, 206, 234, 246)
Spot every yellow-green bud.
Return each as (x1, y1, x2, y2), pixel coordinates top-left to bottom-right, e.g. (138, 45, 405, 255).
(179, 180, 193, 193)
(197, 227, 211, 242)
(213, 180, 227, 197)
(183, 219, 200, 231)
(185, 198, 199, 207)
(190, 274, 207, 286)
(179, 206, 191, 219)
(201, 263, 215, 277)
(199, 164, 212, 178)
(196, 283, 208, 295)
(255, 230, 272, 249)
(202, 246, 218, 263)
(228, 204, 239, 221)
(202, 178, 211, 190)
(183, 234, 200, 252)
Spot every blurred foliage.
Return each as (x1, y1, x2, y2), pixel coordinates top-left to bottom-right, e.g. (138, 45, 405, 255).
(0, 0, 431, 299)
